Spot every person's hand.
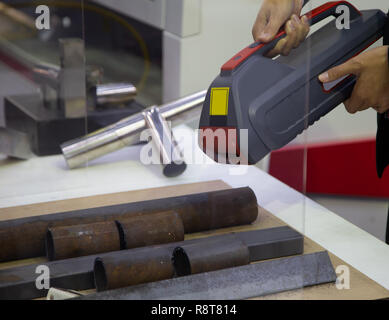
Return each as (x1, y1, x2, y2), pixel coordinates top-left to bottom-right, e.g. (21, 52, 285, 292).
(252, 0, 309, 57)
(319, 46, 389, 114)
(266, 15, 310, 58)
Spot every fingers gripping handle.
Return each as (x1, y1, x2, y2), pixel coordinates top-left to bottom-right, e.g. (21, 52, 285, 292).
(221, 1, 361, 73)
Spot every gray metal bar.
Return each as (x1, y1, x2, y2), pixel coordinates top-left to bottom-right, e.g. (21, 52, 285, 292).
(0, 226, 302, 300)
(78, 251, 335, 300)
(238, 227, 304, 261)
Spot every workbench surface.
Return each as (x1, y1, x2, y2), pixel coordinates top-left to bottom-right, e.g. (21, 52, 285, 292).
(1, 125, 389, 295)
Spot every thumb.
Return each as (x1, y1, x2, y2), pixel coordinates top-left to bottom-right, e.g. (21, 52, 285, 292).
(319, 60, 360, 83)
(252, 12, 267, 41)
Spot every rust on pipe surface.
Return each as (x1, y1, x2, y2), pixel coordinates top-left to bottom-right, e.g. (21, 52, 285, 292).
(0, 187, 258, 262)
(172, 237, 250, 276)
(178, 187, 258, 233)
(117, 211, 184, 249)
(45, 221, 121, 261)
(94, 246, 174, 291)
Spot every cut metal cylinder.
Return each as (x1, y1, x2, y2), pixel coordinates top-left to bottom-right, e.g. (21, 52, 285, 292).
(95, 83, 137, 106)
(117, 211, 184, 250)
(46, 220, 121, 261)
(173, 237, 250, 276)
(94, 246, 174, 291)
(0, 187, 257, 262)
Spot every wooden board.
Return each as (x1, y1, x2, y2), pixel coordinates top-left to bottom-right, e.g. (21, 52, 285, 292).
(0, 180, 388, 300)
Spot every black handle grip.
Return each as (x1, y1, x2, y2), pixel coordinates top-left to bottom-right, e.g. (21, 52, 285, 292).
(256, 1, 361, 56)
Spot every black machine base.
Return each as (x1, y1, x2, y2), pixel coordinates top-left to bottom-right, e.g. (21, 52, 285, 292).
(4, 93, 144, 156)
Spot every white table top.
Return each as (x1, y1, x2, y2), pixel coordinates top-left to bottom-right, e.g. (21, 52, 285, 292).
(1, 125, 389, 291)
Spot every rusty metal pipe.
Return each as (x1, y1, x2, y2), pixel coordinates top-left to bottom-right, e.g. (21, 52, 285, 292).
(94, 246, 174, 291)
(95, 235, 250, 292)
(45, 211, 184, 261)
(172, 238, 250, 276)
(179, 186, 257, 233)
(0, 187, 258, 262)
(117, 211, 184, 250)
(45, 221, 121, 261)
(0, 226, 303, 300)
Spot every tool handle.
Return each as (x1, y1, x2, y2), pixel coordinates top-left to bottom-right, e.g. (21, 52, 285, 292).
(221, 1, 361, 73)
(305, 0, 361, 25)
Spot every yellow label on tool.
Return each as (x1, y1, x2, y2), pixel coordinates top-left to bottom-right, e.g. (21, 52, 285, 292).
(210, 87, 229, 116)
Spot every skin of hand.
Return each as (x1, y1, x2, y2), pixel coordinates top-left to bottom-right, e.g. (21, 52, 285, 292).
(252, 0, 309, 57)
(319, 46, 389, 114)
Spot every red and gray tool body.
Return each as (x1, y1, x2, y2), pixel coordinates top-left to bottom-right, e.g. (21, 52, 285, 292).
(199, 1, 387, 164)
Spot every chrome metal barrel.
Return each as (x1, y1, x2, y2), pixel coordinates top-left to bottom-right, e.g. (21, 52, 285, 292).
(95, 83, 137, 105)
(61, 90, 206, 169)
(143, 107, 186, 177)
